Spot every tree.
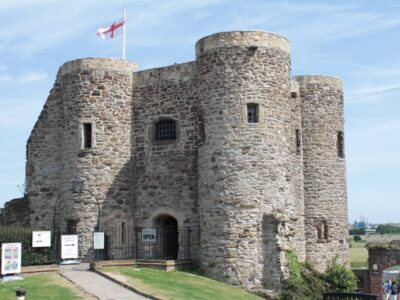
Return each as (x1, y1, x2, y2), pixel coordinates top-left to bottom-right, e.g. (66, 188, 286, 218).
(376, 224, 400, 235)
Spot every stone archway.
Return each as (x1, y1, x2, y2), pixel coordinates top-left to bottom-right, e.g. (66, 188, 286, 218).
(154, 215, 179, 260)
(369, 243, 400, 299)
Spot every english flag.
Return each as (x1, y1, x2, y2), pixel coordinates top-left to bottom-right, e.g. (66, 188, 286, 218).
(97, 19, 125, 39)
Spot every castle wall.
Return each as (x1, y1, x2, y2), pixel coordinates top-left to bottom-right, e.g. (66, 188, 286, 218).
(28, 58, 137, 258)
(59, 59, 137, 257)
(289, 80, 306, 262)
(0, 197, 30, 226)
(196, 31, 298, 289)
(131, 62, 200, 259)
(27, 73, 65, 228)
(21, 30, 350, 291)
(294, 75, 349, 270)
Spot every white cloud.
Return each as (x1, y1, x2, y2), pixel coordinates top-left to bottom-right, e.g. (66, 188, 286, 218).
(18, 70, 47, 82)
(0, 68, 47, 83)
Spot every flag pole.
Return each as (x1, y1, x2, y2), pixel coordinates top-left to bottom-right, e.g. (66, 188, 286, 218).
(122, 7, 126, 60)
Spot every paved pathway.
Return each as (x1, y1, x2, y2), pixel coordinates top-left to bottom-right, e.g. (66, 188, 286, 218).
(59, 263, 148, 300)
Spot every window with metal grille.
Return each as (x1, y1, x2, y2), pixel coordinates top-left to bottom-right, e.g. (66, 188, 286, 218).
(247, 103, 259, 123)
(295, 129, 301, 156)
(337, 131, 344, 158)
(83, 123, 92, 149)
(155, 119, 176, 141)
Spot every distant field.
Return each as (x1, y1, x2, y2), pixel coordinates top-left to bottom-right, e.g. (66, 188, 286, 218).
(350, 234, 400, 268)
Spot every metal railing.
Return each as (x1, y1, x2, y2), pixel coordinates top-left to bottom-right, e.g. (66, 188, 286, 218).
(323, 292, 377, 300)
(100, 224, 193, 260)
(0, 226, 57, 266)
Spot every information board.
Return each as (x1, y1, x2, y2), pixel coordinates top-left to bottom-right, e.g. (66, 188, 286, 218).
(61, 235, 79, 259)
(1, 243, 22, 275)
(142, 229, 156, 242)
(32, 231, 51, 248)
(93, 232, 105, 250)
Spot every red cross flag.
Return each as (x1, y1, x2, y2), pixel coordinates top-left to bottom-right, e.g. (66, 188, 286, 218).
(97, 19, 125, 39)
(96, 8, 127, 60)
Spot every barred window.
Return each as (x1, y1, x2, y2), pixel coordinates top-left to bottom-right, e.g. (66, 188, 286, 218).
(247, 103, 259, 123)
(155, 119, 176, 141)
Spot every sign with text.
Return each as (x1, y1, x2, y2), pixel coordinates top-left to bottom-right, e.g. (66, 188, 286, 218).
(32, 231, 51, 248)
(61, 235, 79, 259)
(93, 232, 105, 250)
(142, 228, 156, 242)
(1, 243, 22, 275)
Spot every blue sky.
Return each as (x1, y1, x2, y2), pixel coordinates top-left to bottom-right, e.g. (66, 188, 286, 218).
(0, 0, 399, 224)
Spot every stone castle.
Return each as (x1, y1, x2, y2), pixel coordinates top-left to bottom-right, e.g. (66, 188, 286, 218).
(22, 31, 348, 290)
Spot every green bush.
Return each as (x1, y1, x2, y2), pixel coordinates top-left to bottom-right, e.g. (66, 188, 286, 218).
(353, 235, 362, 242)
(0, 226, 53, 266)
(324, 257, 357, 292)
(280, 251, 326, 300)
(280, 252, 357, 299)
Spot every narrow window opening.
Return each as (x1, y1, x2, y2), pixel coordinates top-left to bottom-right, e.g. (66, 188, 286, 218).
(83, 123, 92, 149)
(295, 129, 301, 155)
(317, 220, 329, 240)
(155, 119, 176, 141)
(247, 103, 259, 123)
(121, 222, 125, 243)
(67, 220, 77, 234)
(337, 131, 344, 158)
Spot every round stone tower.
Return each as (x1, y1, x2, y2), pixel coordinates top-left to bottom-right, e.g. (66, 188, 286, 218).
(55, 58, 137, 258)
(293, 75, 349, 270)
(196, 31, 300, 289)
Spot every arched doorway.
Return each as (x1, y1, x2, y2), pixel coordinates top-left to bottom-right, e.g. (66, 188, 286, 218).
(369, 244, 400, 299)
(155, 215, 179, 260)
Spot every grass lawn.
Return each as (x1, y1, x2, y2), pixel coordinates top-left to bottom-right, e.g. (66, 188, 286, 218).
(103, 267, 262, 300)
(0, 272, 89, 300)
(350, 234, 400, 268)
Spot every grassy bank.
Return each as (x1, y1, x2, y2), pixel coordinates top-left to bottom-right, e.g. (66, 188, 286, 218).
(0, 272, 89, 300)
(103, 267, 261, 300)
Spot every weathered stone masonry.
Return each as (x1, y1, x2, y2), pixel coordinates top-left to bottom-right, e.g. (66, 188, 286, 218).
(21, 30, 349, 290)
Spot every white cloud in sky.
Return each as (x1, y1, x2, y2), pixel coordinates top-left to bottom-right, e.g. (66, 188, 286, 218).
(18, 70, 47, 82)
(0, 68, 47, 83)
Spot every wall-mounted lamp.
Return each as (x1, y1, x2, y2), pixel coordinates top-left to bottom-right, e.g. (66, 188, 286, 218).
(71, 176, 84, 193)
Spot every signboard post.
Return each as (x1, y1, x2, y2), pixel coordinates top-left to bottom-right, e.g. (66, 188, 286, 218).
(142, 229, 156, 242)
(1, 243, 22, 280)
(61, 235, 79, 265)
(32, 231, 51, 248)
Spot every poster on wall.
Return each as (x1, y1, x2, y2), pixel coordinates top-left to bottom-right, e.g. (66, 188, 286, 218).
(142, 229, 156, 242)
(32, 231, 51, 248)
(93, 232, 105, 250)
(1, 243, 22, 275)
(61, 235, 79, 260)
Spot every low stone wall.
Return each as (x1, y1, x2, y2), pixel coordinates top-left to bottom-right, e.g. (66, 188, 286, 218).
(90, 259, 193, 272)
(0, 197, 30, 226)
